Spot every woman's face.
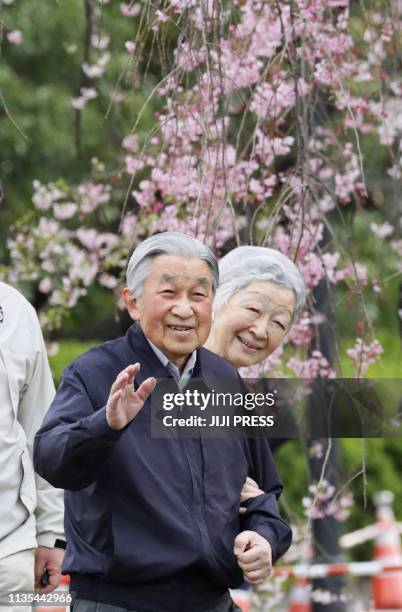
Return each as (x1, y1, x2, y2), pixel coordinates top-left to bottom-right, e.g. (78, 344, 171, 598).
(209, 280, 295, 368)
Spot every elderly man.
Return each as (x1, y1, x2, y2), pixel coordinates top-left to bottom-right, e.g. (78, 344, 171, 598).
(34, 232, 291, 612)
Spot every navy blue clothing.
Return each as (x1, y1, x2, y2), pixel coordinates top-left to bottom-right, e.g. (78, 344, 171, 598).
(34, 323, 291, 612)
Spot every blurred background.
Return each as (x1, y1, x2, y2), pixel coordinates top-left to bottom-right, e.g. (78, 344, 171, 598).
(1, 1, 401, 609)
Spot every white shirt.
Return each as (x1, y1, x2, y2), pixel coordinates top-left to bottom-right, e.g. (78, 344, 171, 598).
(147, 339, 197, 390)
(0, 282, 64, 559)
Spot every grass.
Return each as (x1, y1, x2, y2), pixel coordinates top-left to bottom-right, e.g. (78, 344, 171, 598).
(49, 339, 101, 385)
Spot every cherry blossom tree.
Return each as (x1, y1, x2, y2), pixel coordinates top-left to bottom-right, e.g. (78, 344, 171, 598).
(2, 0, 400, 372)
(1, 1, 401, 607)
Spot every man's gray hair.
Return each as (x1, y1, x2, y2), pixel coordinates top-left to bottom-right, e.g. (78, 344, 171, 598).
(214, 246, 306, 322)
(126, 231, 219, 297)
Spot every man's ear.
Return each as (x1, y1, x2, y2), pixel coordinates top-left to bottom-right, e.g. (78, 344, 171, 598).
(122, 287, 140, 321)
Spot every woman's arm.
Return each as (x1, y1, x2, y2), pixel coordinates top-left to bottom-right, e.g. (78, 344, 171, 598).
(239, 476, 265, 513)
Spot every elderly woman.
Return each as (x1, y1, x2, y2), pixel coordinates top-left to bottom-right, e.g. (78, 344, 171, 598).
(204, 245, 306, 502)
(205, 246, 306, 368)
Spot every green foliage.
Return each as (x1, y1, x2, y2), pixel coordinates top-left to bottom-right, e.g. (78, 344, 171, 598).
(274, 436, 402, 563)
(274, 439, 309, 520)
(49, 339, 100, 385)
(60, 284, 120, 336)
(1, 1, 84, 216)
(340, 438, 402, 561)
(275, 327, 402, 561)
(0, 0, 162, 257)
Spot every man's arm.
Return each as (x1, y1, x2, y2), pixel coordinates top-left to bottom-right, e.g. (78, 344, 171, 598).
(17, 321, 65, 593)
(233, 434, 292, 584)
(234, 376, 291, 563)
(18, 341, 63, 545)
(242, 436, 292, 559)
(33, 363, 155, 491)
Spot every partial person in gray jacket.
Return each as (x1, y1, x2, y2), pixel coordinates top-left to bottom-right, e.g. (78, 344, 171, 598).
(0, 282, 65, 610)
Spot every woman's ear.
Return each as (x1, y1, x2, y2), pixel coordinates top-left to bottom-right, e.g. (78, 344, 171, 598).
(122, 287, 140, 321)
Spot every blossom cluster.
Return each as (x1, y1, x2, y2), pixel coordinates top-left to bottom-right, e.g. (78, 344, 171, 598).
(346, 338, 384, 375)
(6, 178, 127, 330)
(4, 0, 400, 372)
(71, 4, 112, 110)
(302, 479, 354, 521)
(287, 351, 336, 379)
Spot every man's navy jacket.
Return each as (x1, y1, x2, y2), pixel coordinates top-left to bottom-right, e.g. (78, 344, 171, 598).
(34, 323, 291, 611)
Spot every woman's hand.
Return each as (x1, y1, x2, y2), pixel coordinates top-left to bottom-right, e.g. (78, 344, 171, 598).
(239, 477, 265, 513)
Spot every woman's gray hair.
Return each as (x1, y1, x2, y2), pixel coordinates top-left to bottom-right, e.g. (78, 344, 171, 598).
(214, 246, 306, 322)
(126, 231, 219, 297)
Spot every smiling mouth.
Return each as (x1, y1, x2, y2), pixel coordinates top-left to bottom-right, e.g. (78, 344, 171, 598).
(237, 336, 262, 351)
(167, 325, 194, 332)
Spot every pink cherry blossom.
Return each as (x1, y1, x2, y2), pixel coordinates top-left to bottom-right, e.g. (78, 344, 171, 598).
(302, 479, 353, 521)
(327, 0, 349, 6)
(169, 0, 197, 11)
(125, 156, 144, 175)
(78, 183, 111, 214)
(82, 53, 110, 78)
(121, 213, 139, 237)
(288, 315, 313, 347)
(122, 134, 139, 152)
(91, 34, 110, 50)
(7, 30, 23, 45)
(53, 203, 78, 220)
(125, 41, 136, 54)
(39, 278, 53, 294)
(251, 79, 297, 119)
(72, 87, 98, 109)
(370, 221, 394, 238)
(32, 181, 65, 210)
(155, 10, 169, 22)
(347, 339, 384, 374)
(120, 3, 141, 17)
(287, 351, 336, 378)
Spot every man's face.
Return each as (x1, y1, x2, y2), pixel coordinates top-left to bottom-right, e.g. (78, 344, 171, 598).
(124, 254, 214, 370)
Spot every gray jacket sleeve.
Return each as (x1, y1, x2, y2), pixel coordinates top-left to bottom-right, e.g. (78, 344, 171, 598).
(17, 302, 65, 547)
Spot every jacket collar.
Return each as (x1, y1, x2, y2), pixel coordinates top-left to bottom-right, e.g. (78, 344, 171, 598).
(125, 322, 223, 391)
(125, 322, 171, 386)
